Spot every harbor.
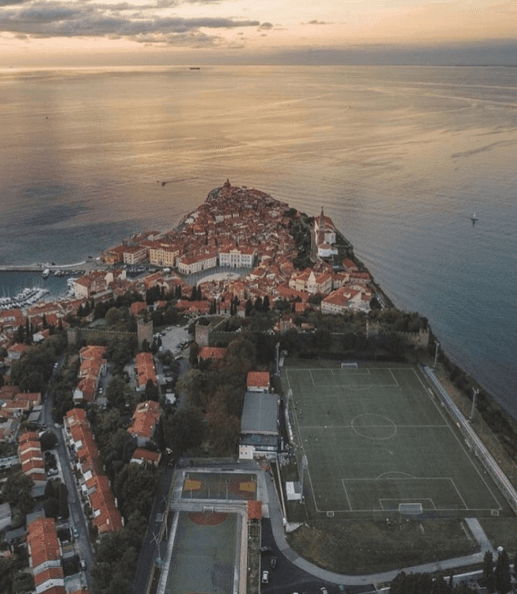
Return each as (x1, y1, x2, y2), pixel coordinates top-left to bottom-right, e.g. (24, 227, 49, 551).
(0, 286, 51, 311)
(0, 271, 78, 309)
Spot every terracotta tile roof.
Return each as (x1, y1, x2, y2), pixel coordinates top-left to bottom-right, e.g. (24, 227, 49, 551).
(130, 301, 148, 316)
(80, 345, 108, 361)
(89, 475, 123, 534)
(135, 352, 156, 388)
(131, 448, 161, 465)
(247, 500, 262, 520)
(34, 566, 64, 586)
(246, 371, 270, 389)
(27, 517, 61, 569)
(198, 347, 227, 360)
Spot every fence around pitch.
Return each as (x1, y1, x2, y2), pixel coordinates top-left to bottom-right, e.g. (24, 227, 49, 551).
(423, 366, 517, 516)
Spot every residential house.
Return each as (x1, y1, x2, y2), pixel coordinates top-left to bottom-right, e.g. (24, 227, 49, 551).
(27, 517, 65, 594)
(127, 400, 161, 447)
(135, 352, 156, 391)
(130, 448, 161, 466)
(63, 409, 122, 535)
(86, 474, 123, 535)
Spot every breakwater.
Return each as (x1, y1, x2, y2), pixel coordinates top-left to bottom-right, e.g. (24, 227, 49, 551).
(0, 261, 90, 272)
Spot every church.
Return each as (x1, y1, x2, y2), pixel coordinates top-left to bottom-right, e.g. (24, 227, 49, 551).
(314, 207, 338, 258)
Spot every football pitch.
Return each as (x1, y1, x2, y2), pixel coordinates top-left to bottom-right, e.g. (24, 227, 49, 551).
(283, 363, 507, 517)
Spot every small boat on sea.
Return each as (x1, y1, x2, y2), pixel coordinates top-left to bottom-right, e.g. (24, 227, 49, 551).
(471, 213, 478, 225)
(42, 268, 50, 279)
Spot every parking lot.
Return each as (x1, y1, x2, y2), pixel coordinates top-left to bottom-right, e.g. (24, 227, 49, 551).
(158, 324, 191, 354)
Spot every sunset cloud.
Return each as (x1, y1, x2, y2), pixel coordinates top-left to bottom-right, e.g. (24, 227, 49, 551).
(0, 0, 516, 65)
(0, 0, 261, 45)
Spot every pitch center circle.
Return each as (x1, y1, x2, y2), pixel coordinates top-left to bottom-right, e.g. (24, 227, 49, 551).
(351, 414, 397, 440)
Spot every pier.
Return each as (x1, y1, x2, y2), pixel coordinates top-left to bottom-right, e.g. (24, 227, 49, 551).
(0, 259, 102, 273)
(0, 265, 48, 272)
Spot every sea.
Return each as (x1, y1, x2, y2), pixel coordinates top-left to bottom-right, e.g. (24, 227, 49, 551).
(0, 65, 516, 418)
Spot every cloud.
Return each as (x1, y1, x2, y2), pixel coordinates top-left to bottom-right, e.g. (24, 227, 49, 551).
(0, 0, 27, 5)
(0, 0, 261, 45)
(305, 19, 330, 25)
(258, 22, 273, 30)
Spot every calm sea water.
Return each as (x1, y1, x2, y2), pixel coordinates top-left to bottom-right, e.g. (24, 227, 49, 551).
(1, 65, 516, 417)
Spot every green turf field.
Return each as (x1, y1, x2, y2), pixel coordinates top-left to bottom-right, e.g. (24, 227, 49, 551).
(165, 512, 237, 594)
(282, 363, 507, 516)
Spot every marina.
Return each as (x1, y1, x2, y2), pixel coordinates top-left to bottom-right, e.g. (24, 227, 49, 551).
(0, 271, 75, 309)
(0, 287, 51, 311)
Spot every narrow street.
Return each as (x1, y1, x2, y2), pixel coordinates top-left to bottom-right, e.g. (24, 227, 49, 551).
(44, 364, 94, 590)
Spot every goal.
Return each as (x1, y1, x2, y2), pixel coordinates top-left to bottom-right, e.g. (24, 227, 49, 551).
(399, 502, 423, 516)
(341, 362, 358, 369)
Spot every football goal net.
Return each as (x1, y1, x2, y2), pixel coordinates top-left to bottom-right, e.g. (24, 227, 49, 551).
(341, 362, 358, 369)
(399, 503, 423, 516)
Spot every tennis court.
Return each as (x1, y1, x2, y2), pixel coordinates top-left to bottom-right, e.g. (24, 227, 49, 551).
(283, 362, 507, 516)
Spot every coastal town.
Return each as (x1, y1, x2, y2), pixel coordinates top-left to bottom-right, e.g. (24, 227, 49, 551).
(0, 181, 515, 594)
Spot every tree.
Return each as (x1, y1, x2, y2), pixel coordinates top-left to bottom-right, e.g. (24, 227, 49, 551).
(113, 463, 160, 519)
(58, 481, 69, 519)
(144, 379, 159, 402)
(12, 571, 34, 594)
(92, 529, 140, 594)
(40, 430, 58, 451)
(189, 342, 200, 367)
(495, 549, 512, 594)
(483, 551, 496, 593)
(106, 376, 135, 411)
(105, 307, 122, 327)
(44, 496, 60, 519)
(2, 471, 34, 514)
(163, 408, 205, 454)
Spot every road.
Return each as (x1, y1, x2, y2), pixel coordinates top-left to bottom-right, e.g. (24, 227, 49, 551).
(260, 519, 373, 594)
(44, 358, 95, 590)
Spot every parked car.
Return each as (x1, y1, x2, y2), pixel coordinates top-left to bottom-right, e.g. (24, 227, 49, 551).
(80, 559, 87, 571)
(261, 570, 269, 584)
(260, 546, 273, 554)
(270, 556, 277, 569)
(321, 588, 329, 594)
(72, 526, 79, 539)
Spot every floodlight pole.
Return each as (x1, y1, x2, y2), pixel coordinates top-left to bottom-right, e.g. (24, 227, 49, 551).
(433, 342, 440, 371)
(300, 455, 308, 503)
(470, 388, 479, 421)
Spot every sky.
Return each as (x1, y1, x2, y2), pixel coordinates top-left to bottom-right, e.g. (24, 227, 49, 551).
(0, 0, 516, 66)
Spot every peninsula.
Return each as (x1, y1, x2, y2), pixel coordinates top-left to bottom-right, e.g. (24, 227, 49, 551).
(0, 181, 516, 594)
